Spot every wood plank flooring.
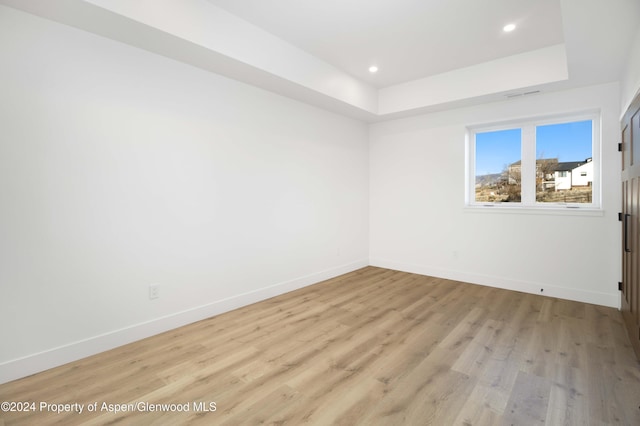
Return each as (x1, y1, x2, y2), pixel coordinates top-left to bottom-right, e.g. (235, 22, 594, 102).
(1, 267, 639, 425)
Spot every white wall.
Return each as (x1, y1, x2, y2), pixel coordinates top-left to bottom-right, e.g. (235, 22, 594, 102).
(554, 172, 572, 191)
(571, 162, 593, 187)
(370, 82, 621, 308)
(621, 25, 640, 113)
(0, 6, 369, 383)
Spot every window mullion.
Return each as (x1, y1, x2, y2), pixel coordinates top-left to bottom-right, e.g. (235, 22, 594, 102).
(520, 124, 536, 205)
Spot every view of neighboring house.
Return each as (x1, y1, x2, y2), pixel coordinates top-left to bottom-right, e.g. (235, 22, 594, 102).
(477, 157, 594, 191)
(554, 158, 593, 190)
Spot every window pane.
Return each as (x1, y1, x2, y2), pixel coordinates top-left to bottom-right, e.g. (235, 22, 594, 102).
(475, 128, 521, 202)
(535, 120, 592, 203)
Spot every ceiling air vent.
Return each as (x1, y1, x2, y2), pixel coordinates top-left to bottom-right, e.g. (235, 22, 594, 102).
(505, 90, 541, 99)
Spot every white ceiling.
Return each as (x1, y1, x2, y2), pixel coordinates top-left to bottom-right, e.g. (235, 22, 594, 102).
(207, 0, 566, 88)
(1, 0, 639, 120)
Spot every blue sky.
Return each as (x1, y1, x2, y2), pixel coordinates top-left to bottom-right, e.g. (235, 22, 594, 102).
(475, 120, 592, 176)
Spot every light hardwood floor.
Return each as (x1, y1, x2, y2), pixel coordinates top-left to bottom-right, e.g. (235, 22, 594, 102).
(1, 267, 639, 425)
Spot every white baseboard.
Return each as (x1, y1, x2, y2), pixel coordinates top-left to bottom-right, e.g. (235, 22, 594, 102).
(369, 258, 620, 309)
(0, 259, 368, 385)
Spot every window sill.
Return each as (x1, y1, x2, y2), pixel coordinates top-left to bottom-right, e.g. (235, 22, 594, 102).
(464, 204, 604, 216)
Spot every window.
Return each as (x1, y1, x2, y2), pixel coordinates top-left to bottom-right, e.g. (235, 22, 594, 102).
(474, 128, 521, 202)
(467, 112, 599, 209)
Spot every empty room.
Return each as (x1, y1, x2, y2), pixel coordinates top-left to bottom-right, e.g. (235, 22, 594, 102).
(1, 0, 640, 424)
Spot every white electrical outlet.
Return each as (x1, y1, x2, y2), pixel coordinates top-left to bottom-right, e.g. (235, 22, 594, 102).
(149, 284, 160, 300)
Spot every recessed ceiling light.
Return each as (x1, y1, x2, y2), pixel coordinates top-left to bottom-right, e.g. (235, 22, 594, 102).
(369, 66, 378, 74)
(503, 23, 516, 32)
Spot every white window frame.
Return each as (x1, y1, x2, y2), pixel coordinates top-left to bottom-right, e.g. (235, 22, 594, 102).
(465, 110, 601, 213)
